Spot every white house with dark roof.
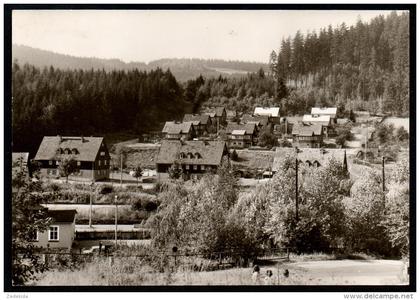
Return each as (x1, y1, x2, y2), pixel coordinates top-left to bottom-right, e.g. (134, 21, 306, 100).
(162, 121, 196, 140)
(34, 136, 110, 181)
(31, 209, 77, 251)
(156, 140, 229, 181)
(291, 123, 324, 148)
(226, 123, 258, 148)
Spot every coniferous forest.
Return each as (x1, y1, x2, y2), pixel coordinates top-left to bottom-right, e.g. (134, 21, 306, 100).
(11, 11, 409, 154)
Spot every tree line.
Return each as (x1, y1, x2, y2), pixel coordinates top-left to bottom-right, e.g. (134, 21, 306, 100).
(271, 11, 409, 116)
(12, 62, 187, 154)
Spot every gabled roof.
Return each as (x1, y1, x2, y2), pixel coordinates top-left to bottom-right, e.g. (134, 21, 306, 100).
(183, 114, 211, 125)
(48, 209, 77, 223)
(286, 116, 303, 125)
(34, 136, 106, 162)
(272, 148, 347, 172)
(226, 123, 257, 135)
(162, 121, 193, 134)
(292, 123, 323, 136)
(156, 140, 227, 166)
(242, 114, 270, 126)
(231, 130, 247, 135)
(303, 114, 331, 125)
(254, 107, 280, 118)
(311, 107, 337, 116)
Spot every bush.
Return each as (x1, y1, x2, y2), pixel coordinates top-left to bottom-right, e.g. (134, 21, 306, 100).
(98, 185, 114, 195)
(230, 150, 239, 161)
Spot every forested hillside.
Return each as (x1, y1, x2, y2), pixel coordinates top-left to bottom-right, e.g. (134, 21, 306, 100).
(12, 63, 188, 154)
(12, 45, 267, 82)
(11, 11, 410, 154)
(271, 11, 410, 116)
(187, 11, 410, 116)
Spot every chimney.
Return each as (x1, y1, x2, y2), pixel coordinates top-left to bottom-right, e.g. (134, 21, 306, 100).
(57, 135, 62, 142)
(320, 148, 326, 155)
(81, 136, 85, 143)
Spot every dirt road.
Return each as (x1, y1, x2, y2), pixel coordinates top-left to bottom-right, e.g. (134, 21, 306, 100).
(283, 259, 407, 285)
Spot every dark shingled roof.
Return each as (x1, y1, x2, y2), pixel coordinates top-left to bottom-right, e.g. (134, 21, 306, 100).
(292, 123, 323, 136)
(34, 136, 105, 162)
(286, 116, 303, 125)
(156, 140, 227, 166)
(272, 148, 347, 172)
(183, 114, 211, 125)
(226, 123, 257, 135)
(48, 209, 77, 223)
(241, 114, 269, 126)
(162, 122, 193, 134)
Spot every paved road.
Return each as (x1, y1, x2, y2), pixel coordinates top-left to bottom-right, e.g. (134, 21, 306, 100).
(284, 260, 407, 285)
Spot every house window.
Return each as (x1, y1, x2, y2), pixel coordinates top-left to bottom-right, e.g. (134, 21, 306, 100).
(48, 226, 59, 241)
(193, 165, 197, 170)
(99, 160, 101, 166)
(201, 165, 205, 171)
(186, 165, 190, 170)
(49, 160, 53, 166)
(100, 151, 105, 156)
(77, 161, 81, 166)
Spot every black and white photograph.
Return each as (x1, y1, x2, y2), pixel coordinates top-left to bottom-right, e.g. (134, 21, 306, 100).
(3, 3, 415, 293)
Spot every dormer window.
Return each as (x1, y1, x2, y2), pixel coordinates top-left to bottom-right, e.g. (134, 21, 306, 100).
(179, 152, 185, 159)
(56, 148, 63, 155)
(100, 151, 105, 156)
(187, 152, 194, 159)
(64, 148, 70, 155)
(72, 148, 79, 155)
(194, 152, 201, 159)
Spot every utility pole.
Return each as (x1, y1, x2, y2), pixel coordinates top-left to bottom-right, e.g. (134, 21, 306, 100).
(120, 153, 123, 188)
(295, 158, 299, 221)
(89, 182, 94, 228)
(382, 156, 386, 193)
(114, 195, 118, 248)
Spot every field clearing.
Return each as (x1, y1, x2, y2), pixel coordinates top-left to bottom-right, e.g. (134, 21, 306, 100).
(231, 149, 275, 170)
(33, 258, 407, 286)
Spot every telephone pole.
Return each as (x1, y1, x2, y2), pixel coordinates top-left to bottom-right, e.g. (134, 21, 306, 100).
(295, 158, 299, 221)
(114, 195, 118, 248)
(120, 153, 123, 188)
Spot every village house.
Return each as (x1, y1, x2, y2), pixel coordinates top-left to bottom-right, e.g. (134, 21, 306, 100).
(311, 107, 338, 124)
(292, 122, 324, 148)
(226, 123, 258, 149)
(272, 147, 348, 173)
(183, 114, 212, 135)
(253, 107, 280, 124)
(241, 114, 271, 132)
(302, 114, 334, 137)
(34, 136, 111, 181)
(31, 209, 77, 251)
(162, 121, 196, 140)
(156, 140, 229, 181)
(12, 152, 30, 175)
(205, 107, 227, 129)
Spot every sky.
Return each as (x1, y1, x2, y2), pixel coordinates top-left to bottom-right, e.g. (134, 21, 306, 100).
(12, 9, 397, 63)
